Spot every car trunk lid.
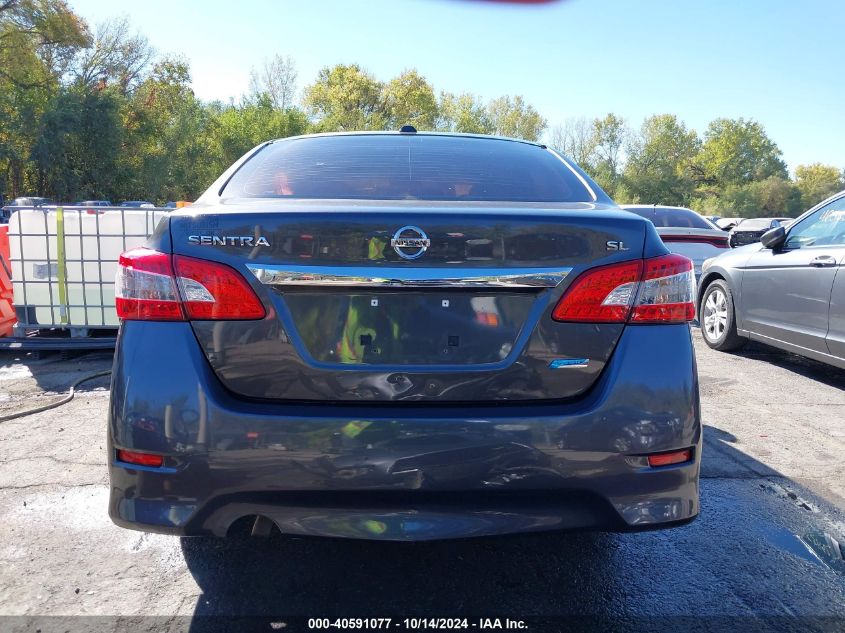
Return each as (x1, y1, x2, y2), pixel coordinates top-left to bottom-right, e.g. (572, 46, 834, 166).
(170, 201, 649, 402)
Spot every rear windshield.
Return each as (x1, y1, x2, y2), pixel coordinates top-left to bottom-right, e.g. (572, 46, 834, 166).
(625, 207, 714, 229)
(221, 134, 594, 202)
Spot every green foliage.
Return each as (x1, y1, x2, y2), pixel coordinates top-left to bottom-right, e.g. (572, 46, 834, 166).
(382, 69, 438, 131)
(0, 0, 89, 199)
(0, 0, 90, 88)
(436, 92, 493, 134)
(694, 118, 787, 188)
(30, 87, 123, 201)
(622, 114, 700, 206)
(550, 112, 822, 216)
(690, 119, 793, 216)
(748, 176, 802, 217)
(712, 177, 802, 218)
(72, 16, 153, 93)
(121, 57, 196, 200)
(302, 66, 544, 140)
(794, 163, 845, 208)
(211, 96, 308, 170)
(588, 114, 627, 198)
(303, 64, 385, 132)
(485, 95, 546, 141)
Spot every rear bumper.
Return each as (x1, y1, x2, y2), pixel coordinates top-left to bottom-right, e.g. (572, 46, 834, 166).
(108, 322, 701, 540)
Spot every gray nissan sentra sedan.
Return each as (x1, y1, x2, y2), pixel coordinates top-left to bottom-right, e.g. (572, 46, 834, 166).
(108, 131, 701, 541)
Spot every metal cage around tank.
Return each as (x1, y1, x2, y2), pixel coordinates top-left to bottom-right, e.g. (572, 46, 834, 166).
(7, 206, 169, 341)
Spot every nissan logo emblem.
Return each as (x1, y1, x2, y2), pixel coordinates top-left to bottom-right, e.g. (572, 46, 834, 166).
(390, 226, 430, 260)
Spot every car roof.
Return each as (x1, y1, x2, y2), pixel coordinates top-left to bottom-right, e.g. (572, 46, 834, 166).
(267, 130, 548, 149)
(620, 204, 698, 212)
(622, 205, 720, 229)
(734, 217, 779, 228)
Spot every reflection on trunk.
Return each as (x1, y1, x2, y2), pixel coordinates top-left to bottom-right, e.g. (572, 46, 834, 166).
(284, 291, 533, 365)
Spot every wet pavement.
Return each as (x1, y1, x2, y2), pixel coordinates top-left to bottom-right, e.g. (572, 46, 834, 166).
(0, 333, 844, 631)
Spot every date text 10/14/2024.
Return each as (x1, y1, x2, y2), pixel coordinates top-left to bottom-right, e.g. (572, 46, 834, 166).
(306, 618, 528, 630)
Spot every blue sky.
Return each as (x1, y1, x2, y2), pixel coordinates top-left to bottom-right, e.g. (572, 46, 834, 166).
(69, 0, 844, 171)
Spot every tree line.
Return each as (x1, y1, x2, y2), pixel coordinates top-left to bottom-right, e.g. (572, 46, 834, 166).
(2, 0, 843, 217)
(552, 114, 844, 218)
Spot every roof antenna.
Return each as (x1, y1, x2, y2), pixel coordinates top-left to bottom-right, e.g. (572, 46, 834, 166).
(399, 125, 417, 134)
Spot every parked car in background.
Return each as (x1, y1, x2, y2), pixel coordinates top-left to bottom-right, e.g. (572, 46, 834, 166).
(75, 200, 112, 207)
(11, 196, 53, 207)
(108, 132, 701, 541)
(3, 196, 54, 210)
(120, 200, 155, 208)
(705, 215, 721, 224)
(698, 190, 845, 369)
(620, 205, 728, 279)
(728, 217, 790, 247)
(715, 217, 743, 231)
(1, 196, 55, 222)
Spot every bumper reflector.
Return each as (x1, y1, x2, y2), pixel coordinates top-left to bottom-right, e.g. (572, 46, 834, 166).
(647, 449, 692, 467)
(116, 449, 164, 468)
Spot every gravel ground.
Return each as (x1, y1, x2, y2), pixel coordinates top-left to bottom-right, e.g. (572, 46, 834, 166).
(0, 332, 844, 631)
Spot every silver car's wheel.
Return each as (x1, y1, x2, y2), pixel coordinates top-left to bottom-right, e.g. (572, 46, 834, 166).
(699, 279, 746, 352)
(702, 288, 728, 342)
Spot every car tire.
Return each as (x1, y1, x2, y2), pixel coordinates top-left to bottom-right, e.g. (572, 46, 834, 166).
(700, 279, 746, 351)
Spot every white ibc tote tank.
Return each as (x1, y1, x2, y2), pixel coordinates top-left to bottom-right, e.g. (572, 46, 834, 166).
(9, 207, 168, 328)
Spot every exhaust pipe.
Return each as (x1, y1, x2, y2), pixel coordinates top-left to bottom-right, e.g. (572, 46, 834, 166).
(251, 515, 275, 537)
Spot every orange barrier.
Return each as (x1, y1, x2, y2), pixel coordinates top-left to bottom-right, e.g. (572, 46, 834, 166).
(0, 225, 14, 337)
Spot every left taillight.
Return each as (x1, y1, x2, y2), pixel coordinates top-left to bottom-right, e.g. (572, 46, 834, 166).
(115, 247, 265, 321)
(115, 248, 184, 320)
(116, 449, 164, 468)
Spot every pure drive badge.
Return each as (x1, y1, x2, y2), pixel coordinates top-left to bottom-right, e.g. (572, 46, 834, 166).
(189, 235, 270, 247)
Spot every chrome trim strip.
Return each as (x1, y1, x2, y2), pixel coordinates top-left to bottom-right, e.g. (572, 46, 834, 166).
(247, 265, 572, 288)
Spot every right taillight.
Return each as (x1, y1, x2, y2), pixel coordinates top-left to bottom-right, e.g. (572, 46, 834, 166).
(552, 253, 695, 324)
(630, 254, 696, 323)
(115, 247, 265, 321)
